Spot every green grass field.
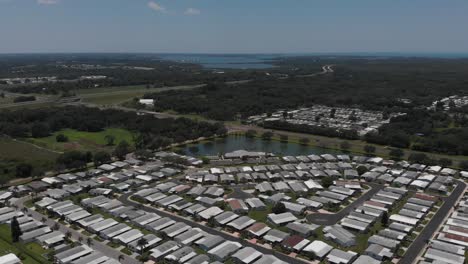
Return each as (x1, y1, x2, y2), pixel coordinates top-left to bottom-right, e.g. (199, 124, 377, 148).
(0, 224, 52, 264)
(28, 128, 134, 152)
(0, 137, 58, 179)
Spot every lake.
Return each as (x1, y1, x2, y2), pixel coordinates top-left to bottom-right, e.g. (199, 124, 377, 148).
(157, 54, 279, 69)
(175, 135, 343, 157)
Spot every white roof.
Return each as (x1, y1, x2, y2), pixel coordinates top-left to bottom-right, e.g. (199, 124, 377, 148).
(0, 253, 21, 264)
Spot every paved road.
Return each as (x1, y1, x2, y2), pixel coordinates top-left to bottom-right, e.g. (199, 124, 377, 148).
(119, 193, 310, 264)
(306, 183, 384, 225)
(13, 196, 139, 264)
(399, 180, 466, 264)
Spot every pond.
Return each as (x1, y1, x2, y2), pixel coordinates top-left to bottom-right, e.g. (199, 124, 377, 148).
(175, 134, 343, 157)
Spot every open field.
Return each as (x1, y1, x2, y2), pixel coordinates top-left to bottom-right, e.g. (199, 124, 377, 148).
(27, 128, 134, 153)
(0, 137, 58, 179)
(0, 224, 52, 264)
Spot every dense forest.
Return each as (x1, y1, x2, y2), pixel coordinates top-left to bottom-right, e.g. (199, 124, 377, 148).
(146, 58, 468, 120)
(0, 106, 226, 147)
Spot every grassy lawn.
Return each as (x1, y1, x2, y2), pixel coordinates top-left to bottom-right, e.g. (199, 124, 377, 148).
(248, 205, 273, 225)
(27, 128, 134, 152)
(0, 136, 58, 180)
(0, 224, 52, 264)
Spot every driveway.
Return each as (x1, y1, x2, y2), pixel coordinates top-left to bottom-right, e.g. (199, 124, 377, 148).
(306, 182, 384, 225)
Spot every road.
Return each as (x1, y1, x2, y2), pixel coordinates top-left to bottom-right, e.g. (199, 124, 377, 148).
(13, 196, 140, 264)
(119, 193, 311, 264)
(306, 183, 384, 225)
(399, 180, 466, 264)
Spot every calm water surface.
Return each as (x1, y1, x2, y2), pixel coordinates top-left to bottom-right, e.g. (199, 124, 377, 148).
(176, 135, 343, 157)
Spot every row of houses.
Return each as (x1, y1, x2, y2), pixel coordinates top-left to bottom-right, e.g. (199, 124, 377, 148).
(418, 192, 468, 264)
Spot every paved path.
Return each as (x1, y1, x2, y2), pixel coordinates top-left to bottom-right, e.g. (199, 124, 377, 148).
(119, 193, 311, 264)
(14, 196, 139, 264)
(306, 183, 384, 225)
(399, 180, 466, 264)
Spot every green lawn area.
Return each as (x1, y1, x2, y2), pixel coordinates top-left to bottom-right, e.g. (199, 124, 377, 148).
(248, 205, 273, 225)
(27, 128, 134, 152)
(0, 224, 52, 264)
(0, 137, 58, 179)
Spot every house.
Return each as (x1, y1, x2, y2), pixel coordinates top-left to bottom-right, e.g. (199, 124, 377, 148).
(364, 244, 393, 260)
(424, 248, 464, 264)
(368, 235, 399, 251)
(150, 241, 180, 260)
(252, 254, 287, 264)
(281, 201, 306, 215)
(323, 225, 356, 247)
(174, 228, 205, 245)
(303, 240, 333, 260)
(148, 217, 175, 232)
(227, 216, 256, 231)
(100, 223, 131, 240)
(0, 254, 21, 264)
(55, 245, 93, 264)
(195, 235, 224, 251)
(214, 211, 240, 226)
(232, 247, 263, 264)
(281, 235, 310, 252)
(36, 231, 65, 248)
(267, 212, 298, 226)
(326, 249, 358, 264)
(352, 255, 381, 264)
(161, 222, 191, 238)
(128, 234, 162, 252)
(114, 229, 144, 245)
(246, 222, 271, 238)
(245, 198, 266, 211)
(263, 229, 289, 244)
(228, 199, 249, 214)
(207, 241, 242, 261)
(165, 246, 197, 263)
(197, 206, 223, 220)
(286, 222, 319, 237)
(88, 218, 118, 234)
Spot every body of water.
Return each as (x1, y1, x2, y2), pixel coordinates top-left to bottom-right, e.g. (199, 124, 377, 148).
(157, 54, 279, 69)
(176, 135, 343, 157)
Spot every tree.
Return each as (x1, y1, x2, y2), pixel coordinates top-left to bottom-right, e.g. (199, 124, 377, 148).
(56, 134, 69, 142)
(11, 217, 22, 242)
(65, 231, 72, 240)
(31, 123, 50, 138)
(86, 237, 93, 246)
(272, 202, 286, 214)
(261, 131, 273, 141)
(15, 163, 33, 178)
(381, 211, 389, 227)
(356, 165, 368, 176)
(118, 255, 125, 262)
(104, 134, 116, 146)
(245, 129, 257, 138)
(52, 223, 60, 230)
(439, 158, 452, 167)
(0, 92, 4, 98)
(282, 111, 288, 119)
(41, 217, 47, 223)
(299, 137, 310, 145)
(340, 141, 351, 151)
(389, 148, 405, 160)
(321, 177, 334, 188)
(113, 140, 131, 160)
(460, 160, 468, 170)
(93, 151, 111, 167)
(330, 108, 336, 118)
(279, 134, 288, 142)
(78, 236, 83, 243)
(364, 145, 376, 155)
(137, 237, 148, 254)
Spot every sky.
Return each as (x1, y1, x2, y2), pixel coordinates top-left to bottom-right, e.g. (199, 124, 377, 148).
(0, 0, 467, 54)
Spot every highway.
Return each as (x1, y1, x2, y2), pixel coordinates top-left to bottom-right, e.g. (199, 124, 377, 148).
(399, 179, 466, 264)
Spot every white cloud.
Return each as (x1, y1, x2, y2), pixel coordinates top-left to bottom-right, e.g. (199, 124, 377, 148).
(148, 1, 166, 13)
(184, 8, 200, 16)
(37, 0, 59, 5)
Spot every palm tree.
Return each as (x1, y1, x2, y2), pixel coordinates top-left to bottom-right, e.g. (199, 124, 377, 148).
(65, 231, 72, 240)
(41, 217, 47, 223)
(118, 255, 125, 262)
(21, 207, 28, 214)
(137, 237, 148, 254)
(52, 223, 60, 231)
(86, 237, 93, 246)
(78, 236, 83, 243)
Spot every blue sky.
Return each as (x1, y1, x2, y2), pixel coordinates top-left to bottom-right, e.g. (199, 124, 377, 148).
(0, 0, 467, 53)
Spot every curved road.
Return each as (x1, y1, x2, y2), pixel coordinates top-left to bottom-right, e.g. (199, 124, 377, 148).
(119, 193, 310, 264)
(306, 183, 384, 225)
(399, 179, 466, 264)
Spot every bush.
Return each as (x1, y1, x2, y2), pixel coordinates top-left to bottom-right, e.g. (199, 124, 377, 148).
(299, 137, 310, 145)
(279, 134, 288, 142)
(245, 129, 257, 138)
(261, 131, 273, 141)
(389, 148, 405, 160)
(56, 134, 69, 142)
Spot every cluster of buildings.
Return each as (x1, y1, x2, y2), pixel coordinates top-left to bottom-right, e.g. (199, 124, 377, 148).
(0, 76, 58, 85)
(247, 105, 404, 136)
(419, 192, 468, 264)
(0, 150, 466, 264)
(428, 95, 468, 111)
